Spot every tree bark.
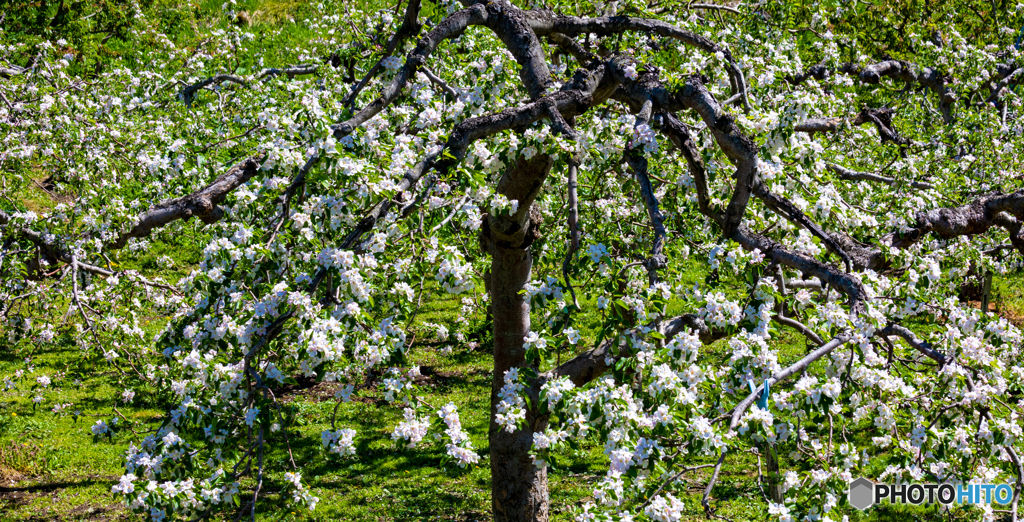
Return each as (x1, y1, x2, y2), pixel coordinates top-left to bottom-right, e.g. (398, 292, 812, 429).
(487, 239, 549, 522)
(765, 445, 783, 503)
(482, 154, 554, 522)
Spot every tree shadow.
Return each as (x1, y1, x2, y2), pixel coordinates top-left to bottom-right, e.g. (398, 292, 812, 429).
(0, 475, 115, 493)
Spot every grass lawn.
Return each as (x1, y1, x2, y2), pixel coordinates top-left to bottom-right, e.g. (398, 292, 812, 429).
(4, 215, 1020, 520)
(3, 0, 1024, 520)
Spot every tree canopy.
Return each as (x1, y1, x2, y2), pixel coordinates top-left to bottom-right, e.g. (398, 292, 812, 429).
(3, 0, 1024, 521)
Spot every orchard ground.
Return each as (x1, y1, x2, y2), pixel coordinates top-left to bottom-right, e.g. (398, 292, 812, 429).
(4, 167, 1024, 521)
(3, 0, 1024, 520)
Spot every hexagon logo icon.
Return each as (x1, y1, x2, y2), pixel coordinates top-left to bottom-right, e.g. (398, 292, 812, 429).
(849, 477, 875, 510)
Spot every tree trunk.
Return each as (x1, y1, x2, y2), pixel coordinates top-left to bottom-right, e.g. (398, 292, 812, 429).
(765, 444, 784, 503)
(488, 241, 549, 522)
(980, 270, 993, 315)
(482, 153, 554, 522)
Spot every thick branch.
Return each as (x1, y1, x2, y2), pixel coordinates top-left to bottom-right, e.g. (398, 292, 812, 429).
(547, 32, 597, 65)
(752, 180, 852, 272)
(421, 67, 457, 99)
(550, 314, 721, 387)
(656, 111, 712, 216)
(258, 65, 318, 81)
(888, 190, 1024, 249)
(611, 72, 756, 237)
(483, 1, 554, 101)
(563, 158, 581, 307)
(877, 324, 946, 365)
(827, 163, 933, 190)
(334, 2, 485, 137)
(732, 225, 868, 315)
(438, 59, 618, 167)
(0, 66, 24, 79)
(179, 74, 248, 105)
(342, 0, 424, 106)
(772, 314, 824, 346)
(857, 60, 955, 123)
(728, 334, 851, 430)
(526, 11, 750, 109)
(2, 159, 262, 279)
(108, 158, 262, 250)
(626, 100, 668, 277)
(796, 107, 912, 146)
(785, 63, 829, 85)
(791, 59, 958, 123)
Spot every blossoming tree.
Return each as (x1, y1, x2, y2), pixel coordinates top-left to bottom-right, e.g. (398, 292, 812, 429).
(3, 0, 1024, 521)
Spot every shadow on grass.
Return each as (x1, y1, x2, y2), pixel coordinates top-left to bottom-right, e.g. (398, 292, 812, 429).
(0, 475, 116, 494)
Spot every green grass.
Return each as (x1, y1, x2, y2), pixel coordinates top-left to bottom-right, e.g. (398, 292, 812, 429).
(6, 176, 1020, 520)
(3, 0, 1024, 520)
(0, 184, 765, 521)
(0, 284, 766, 522)
(4, 237, 1015, 520)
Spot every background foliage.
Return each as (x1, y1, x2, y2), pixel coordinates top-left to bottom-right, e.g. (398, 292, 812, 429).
(2, 0, 1024, 520)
